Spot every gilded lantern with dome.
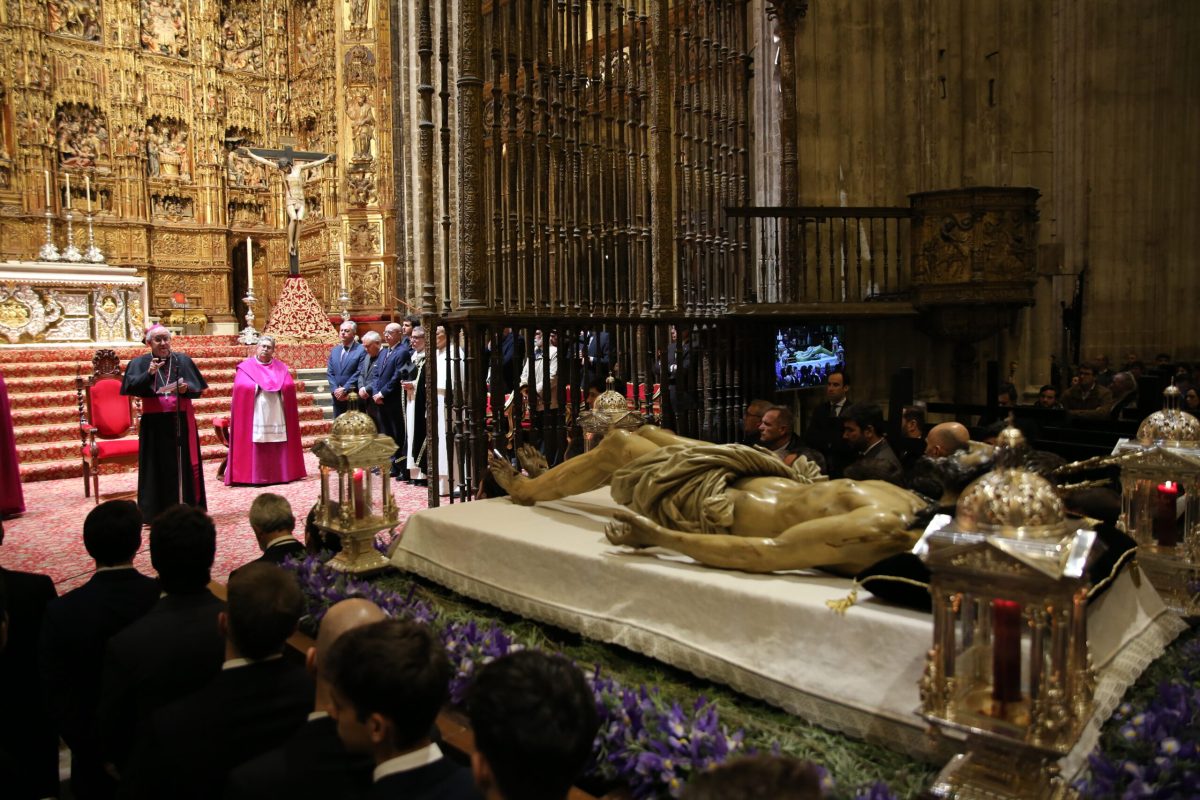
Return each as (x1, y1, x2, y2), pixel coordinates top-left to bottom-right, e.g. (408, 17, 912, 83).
(1113, 384, 1200, 615)
(310, 410, 399, 574)
(577, 376, 645, 450)
(916, 425, 1098, 799)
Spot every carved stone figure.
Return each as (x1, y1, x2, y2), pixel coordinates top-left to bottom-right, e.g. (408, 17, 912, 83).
(238, 148, 336, 255)
(145, 124, 161, 176)
(346, 166, 376, 206)
(349, 222, 378, 253)
(346, 91, 375, 161)
(296, 2, 321, 72)
(489, 428, 933, 576)
(49, 0, 102, 41)
(141, 0, 188, 58)
(348, 0, 369, 37)
(55, 103, 108, 169)
(221, 0, 263, 72)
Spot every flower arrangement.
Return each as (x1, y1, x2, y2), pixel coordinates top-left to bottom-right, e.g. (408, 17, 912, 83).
(284, 556, 902, 798)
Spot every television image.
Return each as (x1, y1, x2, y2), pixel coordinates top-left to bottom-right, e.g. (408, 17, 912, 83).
(774, 323, 845, 391)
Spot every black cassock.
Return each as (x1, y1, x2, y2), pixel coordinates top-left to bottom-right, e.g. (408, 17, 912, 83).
(121, 352, 209, 522)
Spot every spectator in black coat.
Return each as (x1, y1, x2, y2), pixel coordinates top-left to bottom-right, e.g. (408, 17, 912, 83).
(238, 493, 306, 572)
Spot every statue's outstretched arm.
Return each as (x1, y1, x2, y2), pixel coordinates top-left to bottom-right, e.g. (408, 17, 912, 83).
(238, 148, 276, 168)
(299, 153, 336, 171)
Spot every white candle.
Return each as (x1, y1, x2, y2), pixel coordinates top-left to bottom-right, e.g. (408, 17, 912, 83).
(43, 170, 51, 207)
(339, 242, 347, 290)
(85, 175, 92, 213)
(247, 237, 254, 286)
(64, 173, 71, 209)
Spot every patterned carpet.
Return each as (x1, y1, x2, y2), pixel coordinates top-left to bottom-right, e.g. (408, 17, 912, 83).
(1, 451, 434, 592)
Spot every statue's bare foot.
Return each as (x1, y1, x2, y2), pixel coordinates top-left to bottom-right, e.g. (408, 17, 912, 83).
(604, 510, 664, 549)
(487, 452, 535, 505)
(515, 444, 549, 478)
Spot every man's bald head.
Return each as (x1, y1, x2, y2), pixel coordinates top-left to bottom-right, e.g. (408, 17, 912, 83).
(925, 422, 970, 458)
(314, 598, 387, 671)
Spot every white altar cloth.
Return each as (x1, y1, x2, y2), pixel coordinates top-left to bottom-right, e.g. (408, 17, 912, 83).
(392, 489, 1186, 768)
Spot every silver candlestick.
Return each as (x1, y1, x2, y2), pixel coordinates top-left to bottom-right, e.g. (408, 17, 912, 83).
(38, 208, 60, 261)
(339, 285, 352, 326)
(238, 285, 260, 344)
(84, 211, 104, 263)
(62, 208, 83, 262)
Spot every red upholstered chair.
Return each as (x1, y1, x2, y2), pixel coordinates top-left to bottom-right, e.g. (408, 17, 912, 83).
(76, 349, 140, 502)
(212, 416, 231, 478)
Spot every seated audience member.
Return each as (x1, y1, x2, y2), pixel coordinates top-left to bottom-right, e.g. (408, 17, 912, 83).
(326, 619, 481, 800)
(923, 422, 969, 459)
(680, 754, 821, 800)
(40, 500, 159, 800)
(1071, 370, 1137, 421)
(465, 651, 599, 800)
(227, 599, 386, 800)
(242, 492, 306, 569)
(1094, 355, 1115, 387)
(1037, 384, 1062, 409)
(895, 405, 928, 473)
(0, 519, 58, 800)
(125, 562, 312, 800)
(741, 399, 772, 446)
(757, 405, 826, 472)
(841, 403, 902, 481)
(97, 504, 225, 776)
(1184, 384, 1200, 413)
(1062, 362, 1112, 411)
(844, 457, 907, 487)
(997, 383, 1017, 408)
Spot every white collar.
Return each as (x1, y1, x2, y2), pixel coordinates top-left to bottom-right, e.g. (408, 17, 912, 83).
(96, 564, 137, 574)
(264, 535, 298, 550)
(307, 710, 330, 722)
(373, 743, 443, 782)
(222, 653, 283, 671)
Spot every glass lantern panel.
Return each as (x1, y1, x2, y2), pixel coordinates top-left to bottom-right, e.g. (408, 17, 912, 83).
(952, 593, 1034, 733)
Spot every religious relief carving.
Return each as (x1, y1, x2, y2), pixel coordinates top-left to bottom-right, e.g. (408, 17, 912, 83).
(0, 286, 66, 344)
(145, 116, 190, 181)
(346, 91, 375, 162)
(220, 0, 264, 73)
(295, 0, 323, 75)
(349, 264, 381, 306)
(348, 221, 378, 254)
(224, 137, 270, 188)
(151, 192, 195, 220)
(343, 46, 376, 86)
(141, 0, 189, 58)
(305, 194, 323, 220)
(346, 0, 370, 40)
(346, 164, 376, 206)
(49, 0, 102, 41)
(16, 111, 44, 147)
(55, 102, 109, 171)
(228, 199, 266, 226)
(92, 289, 129, 342)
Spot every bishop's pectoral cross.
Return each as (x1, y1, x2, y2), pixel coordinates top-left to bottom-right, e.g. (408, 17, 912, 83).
(238, 144, 336, 276)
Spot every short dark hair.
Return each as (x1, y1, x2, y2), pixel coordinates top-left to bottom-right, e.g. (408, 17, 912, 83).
(149, 505, 216, 593)
(326, 620, 450, 749)
(467, 651, 599, 800)
(901, 405, 926, 426)
(998, 383, 1017, 402)
(1078, 361, 1098, 374)
(763, 405, 794, 432)
(828, 369, 849, 386)
(1039, 384, 1057, 396)
(843, 403, 884, 435)
(226, 563, 303, 660)
(681, 754, 821, 800)
(83, 500, 143, 566)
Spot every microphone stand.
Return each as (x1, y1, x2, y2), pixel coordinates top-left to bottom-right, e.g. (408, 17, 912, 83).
(171, 354, 185, 505)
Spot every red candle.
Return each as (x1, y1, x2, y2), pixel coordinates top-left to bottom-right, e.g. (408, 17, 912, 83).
(992, 599, 1022, 707)
(353, 469, 366, 519)
(1153, 481, 1181, 548)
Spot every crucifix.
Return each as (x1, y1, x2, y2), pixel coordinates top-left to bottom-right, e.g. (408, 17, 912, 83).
(238, 144, 336, 275)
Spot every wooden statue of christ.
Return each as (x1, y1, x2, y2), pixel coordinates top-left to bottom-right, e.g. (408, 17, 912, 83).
(238, 145, 335, 274)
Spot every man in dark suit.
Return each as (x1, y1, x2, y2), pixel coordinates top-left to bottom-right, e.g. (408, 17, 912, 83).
(466, 651, 598, 800)
(328, 321, 367, 417)
(842, 403, 903, 483)
(40, 500, 159, 799)
(803, 369, 854, 477)
(0, 519, 58, 800)
(326, 620, 480, 800)
(97, 504, 226, 777)
(125, 562, 312, 800)
(226, 598, 387, 800)
(367, 323, 409, 478)
(581, 329, 612, 391)
(356, 331, 386, 429)
(237, 493, 306, 572)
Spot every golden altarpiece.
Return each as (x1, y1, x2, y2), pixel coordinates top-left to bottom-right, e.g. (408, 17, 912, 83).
(0, 0, 397, 336)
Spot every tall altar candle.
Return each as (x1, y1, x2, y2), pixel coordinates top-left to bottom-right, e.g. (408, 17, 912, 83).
(247, 237, 254, 286)
(85, 175, 92, 213)
(991, 599, 1022, 708)
(64, 173, 71, 209)
(339, 242, 347, 290)
(44, 170, 52, 207)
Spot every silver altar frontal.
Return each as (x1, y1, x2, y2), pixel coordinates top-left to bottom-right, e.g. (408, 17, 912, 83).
(0, 260, 148, 345)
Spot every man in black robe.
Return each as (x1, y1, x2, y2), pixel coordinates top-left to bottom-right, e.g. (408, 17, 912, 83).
(121, 325, 208, 521)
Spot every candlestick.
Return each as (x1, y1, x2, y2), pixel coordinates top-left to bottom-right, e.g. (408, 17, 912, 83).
(238, 281, 259, 344)
(339, 241, 347, 290)
(84, 209, 104, 263)
(85, 174, 92, 213)
(1153, 481, 1182, 548)
(38, 207, 60, 261)
(43, 169, 52, 208)
(64, 173, 71, 209)
(246, 237, 254, 286)
(62, 206, 83, 262)
(991, 599, 1022, 710)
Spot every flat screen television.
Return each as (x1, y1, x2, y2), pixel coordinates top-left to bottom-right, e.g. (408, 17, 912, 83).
(774, 323, 845, 391)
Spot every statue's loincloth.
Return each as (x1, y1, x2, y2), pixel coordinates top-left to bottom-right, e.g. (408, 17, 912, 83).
(610, 443, 823, 535)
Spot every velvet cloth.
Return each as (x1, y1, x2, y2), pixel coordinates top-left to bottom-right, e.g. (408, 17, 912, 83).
(225, 357, 306, 486)
(0, 370, 24, 516)
(121, 352, 207, 520)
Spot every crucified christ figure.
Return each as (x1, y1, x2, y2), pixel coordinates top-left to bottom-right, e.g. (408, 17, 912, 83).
(488, 426, 933, 577)
(238, 148, 335, 256)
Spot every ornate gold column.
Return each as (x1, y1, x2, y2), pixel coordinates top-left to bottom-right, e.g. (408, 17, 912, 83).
(455, 0, 486, 308)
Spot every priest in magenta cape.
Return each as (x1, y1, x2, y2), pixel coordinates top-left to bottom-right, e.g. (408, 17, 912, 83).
(225, 335, 306, 486)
